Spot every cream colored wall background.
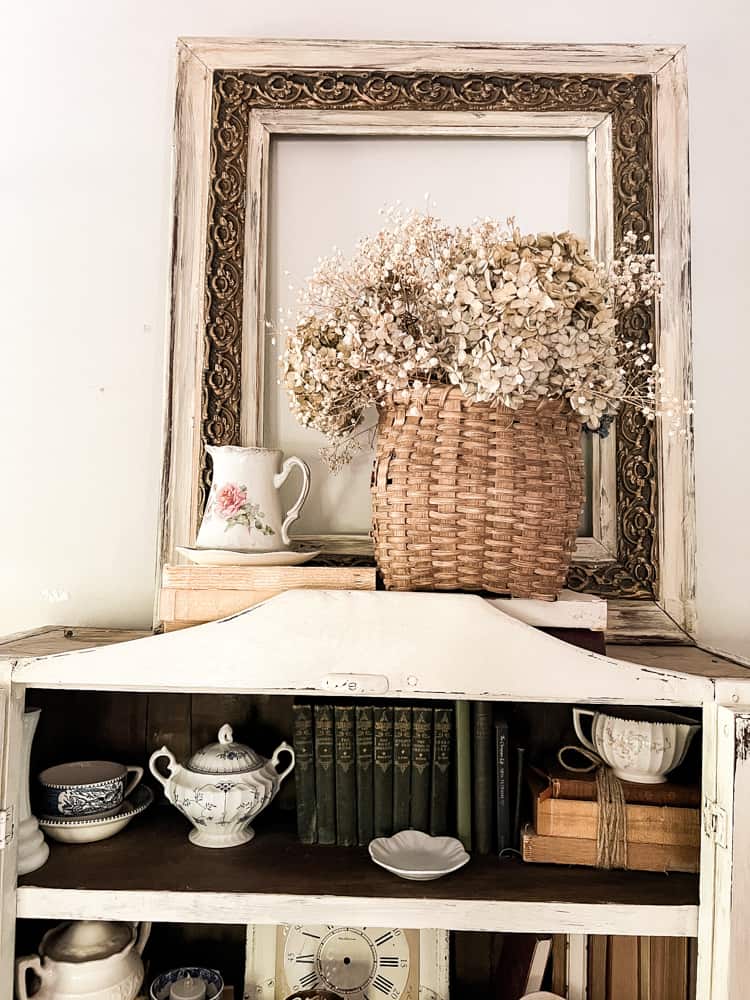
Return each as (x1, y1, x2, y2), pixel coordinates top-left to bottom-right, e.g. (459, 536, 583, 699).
(3, 1, 749, 662)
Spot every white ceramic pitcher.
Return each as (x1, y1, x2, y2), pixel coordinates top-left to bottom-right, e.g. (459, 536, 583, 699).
(196, 445, 310, 552)
(16, 921, 151, 1000)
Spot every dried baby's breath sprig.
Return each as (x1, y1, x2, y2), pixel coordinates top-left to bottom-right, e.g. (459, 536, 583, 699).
(278, 210, 686, 467)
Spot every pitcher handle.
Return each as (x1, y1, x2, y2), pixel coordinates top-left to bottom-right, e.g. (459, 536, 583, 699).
(16, 955, 43, 1000)
(572, 708, 598, 754)
(270, 742, 296, 783)
(274, 457, 310, 546)
(135, 921, 152, 956)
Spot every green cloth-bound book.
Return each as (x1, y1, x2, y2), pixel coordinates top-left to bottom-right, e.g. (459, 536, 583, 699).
(430, 705, 454, 836)
(292, 702, 317, 844)
(455, 700, 472, 851)
(393, 705, 412, 833)
(334, 704, 356, 846)
(373, 705, 394, 837)
(473, 701, 494, 854)
(314, 704, 336, 845)
(410, 706, 433, 831)
(355, 704, 375, 846)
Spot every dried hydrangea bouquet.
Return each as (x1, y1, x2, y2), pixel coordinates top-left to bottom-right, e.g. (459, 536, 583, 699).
(281, 210, 688, 599)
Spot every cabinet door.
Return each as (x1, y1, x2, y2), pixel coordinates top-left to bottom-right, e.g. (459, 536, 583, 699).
(0, 670, 23, 1000)
(701, 704, 750, 1000)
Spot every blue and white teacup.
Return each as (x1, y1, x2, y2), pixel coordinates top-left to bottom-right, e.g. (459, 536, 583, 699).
(38, 761, 144, 818)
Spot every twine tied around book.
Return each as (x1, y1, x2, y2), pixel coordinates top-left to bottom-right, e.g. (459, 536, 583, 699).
(557, 745, 628, 869)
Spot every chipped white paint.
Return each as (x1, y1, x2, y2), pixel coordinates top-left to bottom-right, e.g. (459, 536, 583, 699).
(11, 591, 712, 705)
(13, 886, 698, 937)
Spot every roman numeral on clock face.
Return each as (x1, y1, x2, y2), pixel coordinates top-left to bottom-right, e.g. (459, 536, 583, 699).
(378, 956, 400, 967)
(298, 971, 319, 989)
(372, 974, 395, 994)
(374, 931, 394, 946)
(295, 953, 315, 963)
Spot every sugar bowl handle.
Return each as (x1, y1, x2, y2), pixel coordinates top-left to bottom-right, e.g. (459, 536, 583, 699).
(16, 954, 44, 1000)
(274, 457, 310, 546)
(572, 708, 598, 754)
(271, 741, 296, 783)
(149, 747, 180, 790)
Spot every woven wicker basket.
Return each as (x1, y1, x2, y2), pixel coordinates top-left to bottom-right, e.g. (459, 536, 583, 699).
(371, 387, 584, 600)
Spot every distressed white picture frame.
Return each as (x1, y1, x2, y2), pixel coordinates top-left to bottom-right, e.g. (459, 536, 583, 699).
(158, 40, 694, 642)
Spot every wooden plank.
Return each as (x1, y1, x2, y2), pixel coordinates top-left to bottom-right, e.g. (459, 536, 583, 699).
(611, 644, 750, 680)
(606, 600, 691, 644)
(588, 935, 608, 1000)
(156, 39, 214, 614)
(0, 668, 22, 1000)
(162, 564, 377, 590)
(0, 628, 147, 658)
(180, 38, 681, 75)
(608, 937, 639, 1000)
(648, 937, 689, 1000)
(485, 591, 607, 631)
(653, 49, 696, 636)
(17, 809, 698, 935)
(256, 108, 607, 137)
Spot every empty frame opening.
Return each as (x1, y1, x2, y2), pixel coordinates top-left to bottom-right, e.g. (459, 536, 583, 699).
(265, 134, 592, 536)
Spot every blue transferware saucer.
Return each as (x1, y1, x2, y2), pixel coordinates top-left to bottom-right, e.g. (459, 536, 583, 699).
(39, 784, 153, 844)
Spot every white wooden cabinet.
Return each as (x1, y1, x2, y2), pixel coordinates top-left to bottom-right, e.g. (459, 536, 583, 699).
(1, 592, 748, 999)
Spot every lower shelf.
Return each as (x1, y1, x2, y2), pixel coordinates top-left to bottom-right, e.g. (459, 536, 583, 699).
(17, 807, 699, 936)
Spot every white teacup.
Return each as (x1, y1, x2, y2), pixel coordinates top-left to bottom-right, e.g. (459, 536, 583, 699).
(196, 445, 310, 552)
(573, 706, 700, 784)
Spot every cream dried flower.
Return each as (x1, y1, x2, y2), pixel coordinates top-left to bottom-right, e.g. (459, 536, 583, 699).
(279, 211, 687, 466)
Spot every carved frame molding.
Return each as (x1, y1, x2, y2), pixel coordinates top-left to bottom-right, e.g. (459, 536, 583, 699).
(159, 40, 694, 641)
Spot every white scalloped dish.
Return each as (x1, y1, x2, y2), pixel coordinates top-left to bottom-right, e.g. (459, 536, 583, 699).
(369, 830, 470, 881)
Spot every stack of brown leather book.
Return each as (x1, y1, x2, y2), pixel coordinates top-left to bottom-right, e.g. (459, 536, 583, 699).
(522, 765, 700, 872)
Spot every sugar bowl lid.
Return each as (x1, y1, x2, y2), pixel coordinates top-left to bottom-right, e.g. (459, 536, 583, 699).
(187, 724, 264, 775)
(42, 921, 134, 963)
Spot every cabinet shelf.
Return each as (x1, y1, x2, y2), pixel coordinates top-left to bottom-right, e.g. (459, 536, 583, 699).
(17, 807, 699, 937)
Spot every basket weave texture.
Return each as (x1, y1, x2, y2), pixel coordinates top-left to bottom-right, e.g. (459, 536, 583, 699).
(371, 387, 584, 600)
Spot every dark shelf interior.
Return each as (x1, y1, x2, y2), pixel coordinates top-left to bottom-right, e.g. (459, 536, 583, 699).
(20, 805, 699, 910)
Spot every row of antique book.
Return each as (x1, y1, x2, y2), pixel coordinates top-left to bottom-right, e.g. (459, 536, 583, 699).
(293, 700, 453, 845)
(292, 699, 520, 851)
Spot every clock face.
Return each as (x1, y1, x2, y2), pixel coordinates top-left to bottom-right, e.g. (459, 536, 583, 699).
(282, 925, 413, 999)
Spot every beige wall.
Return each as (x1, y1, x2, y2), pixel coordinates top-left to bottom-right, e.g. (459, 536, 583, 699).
(4, 1, 749, 662)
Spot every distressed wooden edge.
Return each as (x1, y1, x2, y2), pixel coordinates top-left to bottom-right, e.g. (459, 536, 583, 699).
(155, 40, 214, 627)
(0, 671, 24, 1000)
(254, 108, 608, 135)
(179, 38, 683, 75)
(587, 117, 618, 558)
(652, 47, 696, 636)
(606, 599, 692, 644)
(14, 886, 698, 936)
(240, 116, 270, 444)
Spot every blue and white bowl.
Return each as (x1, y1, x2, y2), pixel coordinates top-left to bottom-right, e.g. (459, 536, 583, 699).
(150, 968, 224, 1000)
(38, 760, 143, 817)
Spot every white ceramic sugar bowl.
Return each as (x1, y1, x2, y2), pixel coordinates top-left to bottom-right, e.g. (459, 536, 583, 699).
(16, 920, 151, 1000)
(149, 724, 295, 848)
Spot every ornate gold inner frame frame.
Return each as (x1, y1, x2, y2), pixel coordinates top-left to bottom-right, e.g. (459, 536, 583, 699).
(160, 39, 694, 641)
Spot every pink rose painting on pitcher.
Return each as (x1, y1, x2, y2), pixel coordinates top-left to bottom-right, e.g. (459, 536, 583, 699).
(210, 482, 275, 536)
